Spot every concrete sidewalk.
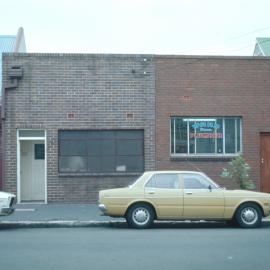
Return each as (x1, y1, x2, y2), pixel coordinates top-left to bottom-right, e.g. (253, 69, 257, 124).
(0, 203, 269, 228)
(0, 203, 125, 228)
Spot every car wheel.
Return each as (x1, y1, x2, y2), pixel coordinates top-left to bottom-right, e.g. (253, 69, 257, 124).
(126, 204, 154, 229)
(235, 203, 262, 228)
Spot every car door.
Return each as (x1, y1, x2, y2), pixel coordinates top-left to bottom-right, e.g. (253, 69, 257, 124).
(144, 173, 183, 219)
(181, 173, 225, 219)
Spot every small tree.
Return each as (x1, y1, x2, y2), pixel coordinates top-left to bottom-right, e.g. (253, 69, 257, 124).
(221, 155, 256, 190)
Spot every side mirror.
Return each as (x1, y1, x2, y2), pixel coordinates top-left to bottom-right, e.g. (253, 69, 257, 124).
(208, 185, 212, 192)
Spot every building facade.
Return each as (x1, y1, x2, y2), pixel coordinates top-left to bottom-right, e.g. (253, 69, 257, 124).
(2, 53, 155, 202)
(2, 53, 270, 203)
(155, 55, 270, 192)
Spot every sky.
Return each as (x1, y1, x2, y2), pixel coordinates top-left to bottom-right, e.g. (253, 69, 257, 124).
(0, 0, 270, 56)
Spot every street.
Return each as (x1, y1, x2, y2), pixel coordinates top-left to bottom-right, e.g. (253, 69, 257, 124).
(1, 223, 270, 270)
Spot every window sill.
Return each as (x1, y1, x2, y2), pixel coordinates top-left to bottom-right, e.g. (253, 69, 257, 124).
(170, 154, 239, 161)
(58, 172, 143, 177)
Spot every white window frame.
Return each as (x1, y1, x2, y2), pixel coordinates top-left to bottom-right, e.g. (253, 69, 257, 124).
(170, 117, 242, 157)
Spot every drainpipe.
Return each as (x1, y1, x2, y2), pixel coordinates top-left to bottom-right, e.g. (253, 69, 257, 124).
(1, 65, 23, 191)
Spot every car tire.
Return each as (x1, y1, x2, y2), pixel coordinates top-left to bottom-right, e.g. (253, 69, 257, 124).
(126, 203, 155, 229)
(235, 203, 262, 228)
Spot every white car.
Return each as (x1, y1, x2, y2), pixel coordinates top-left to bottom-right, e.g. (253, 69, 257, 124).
(0, 191, 16, 216)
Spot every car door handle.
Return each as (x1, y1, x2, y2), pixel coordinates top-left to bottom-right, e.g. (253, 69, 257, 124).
(148, 191, 155, 194)
(185, 191, 193, 195)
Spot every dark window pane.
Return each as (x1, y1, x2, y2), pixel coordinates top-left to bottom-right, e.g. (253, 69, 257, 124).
(216, 118, 223, 154)
(101, 156, 116, 172)
(171, 118, 175, 154)
(189, 121, 195, 154)
(60, 140, 87, 156)
(88, 139, 115, 156)
(101, 131, 115, 139)
(59, 156, 87, 172)
(59, 130, 144, 173)
(101, 140, 115, 155)
(117, 140, 143, 155)
(19, 130, 45, 137)
(117, 156, 144, 172)
(116, 130, 143, 139)
(193, 120, 218, 154)
(225, 118, 236, 153)
(59, 130, 88, 140)
(88, 140, 101, 156)
(175, 118, 187, 154)
(88, 131, 104, 139)
(88, 157, 101, 173)
(35, 144, 45, 160)
(237, 118, 241, 152)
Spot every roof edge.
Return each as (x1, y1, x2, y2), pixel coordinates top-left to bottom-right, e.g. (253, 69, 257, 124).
(2, 52, 270, 60)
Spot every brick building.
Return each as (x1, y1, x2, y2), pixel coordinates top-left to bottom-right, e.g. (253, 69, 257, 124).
(155, 55, 270, 192)
(2, 54, 155, 203)
(1, 53, 270, 203)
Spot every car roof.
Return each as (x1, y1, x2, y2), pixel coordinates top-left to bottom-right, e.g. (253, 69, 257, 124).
(145, 171, 204, 174)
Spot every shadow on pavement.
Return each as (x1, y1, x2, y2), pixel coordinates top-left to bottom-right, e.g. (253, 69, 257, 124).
(109, 221, 270, 230)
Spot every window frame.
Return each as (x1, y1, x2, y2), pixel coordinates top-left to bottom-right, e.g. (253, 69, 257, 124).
(170, 117, 243, 157)
(58, 129, 145, 175)
(181, 172, 220, 190)
(144, 173, 181, 189)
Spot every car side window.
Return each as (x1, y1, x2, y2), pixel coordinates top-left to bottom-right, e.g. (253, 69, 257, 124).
(145, 174, 179, 189)
(182, 173, 211, 189)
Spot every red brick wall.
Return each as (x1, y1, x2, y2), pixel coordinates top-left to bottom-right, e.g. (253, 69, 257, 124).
(155, 56, 270, 190)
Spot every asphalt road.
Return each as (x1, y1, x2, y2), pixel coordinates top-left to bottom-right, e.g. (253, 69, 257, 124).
(1, 223, 270, 270)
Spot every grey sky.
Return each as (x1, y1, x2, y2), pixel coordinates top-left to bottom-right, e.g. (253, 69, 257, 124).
(1, 0, 270, 55)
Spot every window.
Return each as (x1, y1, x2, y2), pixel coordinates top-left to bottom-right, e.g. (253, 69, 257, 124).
(171, 117, 242, 156)
(145, 174, 179, 189)
(35, 144, 45, 160)
(59, 130, 144, 173)
(182, 173, 218, 189)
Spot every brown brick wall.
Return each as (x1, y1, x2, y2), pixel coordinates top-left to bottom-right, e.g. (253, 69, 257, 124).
(3, 53, 156, 202)
(155, 56, 270, 190)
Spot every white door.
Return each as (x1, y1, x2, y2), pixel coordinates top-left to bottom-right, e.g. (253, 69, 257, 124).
(20, 140, 45, 201)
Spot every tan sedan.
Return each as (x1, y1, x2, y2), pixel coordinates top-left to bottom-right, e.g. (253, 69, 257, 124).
(98, 171, 270, 229)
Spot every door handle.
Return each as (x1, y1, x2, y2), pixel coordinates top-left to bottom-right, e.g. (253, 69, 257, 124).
(186, 191, 193, 195)
(148, 191, 155, 194)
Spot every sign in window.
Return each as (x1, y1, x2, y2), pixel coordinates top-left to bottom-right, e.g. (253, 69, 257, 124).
(171, 117, 242, 156)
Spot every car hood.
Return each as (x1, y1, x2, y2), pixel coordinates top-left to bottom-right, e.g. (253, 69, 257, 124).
(224, 189, 270, 198)
(0, 191, 15, 199)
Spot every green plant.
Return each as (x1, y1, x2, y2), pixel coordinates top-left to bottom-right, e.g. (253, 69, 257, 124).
(221, 155, 256, 190)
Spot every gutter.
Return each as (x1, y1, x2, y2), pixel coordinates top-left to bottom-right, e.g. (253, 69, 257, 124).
(1, 62, 23, 191)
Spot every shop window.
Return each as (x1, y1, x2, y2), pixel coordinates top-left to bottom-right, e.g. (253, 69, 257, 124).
(59, 130, 144, 173)
(171, 117, 242, 156)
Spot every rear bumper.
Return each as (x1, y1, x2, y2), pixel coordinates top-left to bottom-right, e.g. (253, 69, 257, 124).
(0, 207, 15, 216)
(98, 204, 108, 215)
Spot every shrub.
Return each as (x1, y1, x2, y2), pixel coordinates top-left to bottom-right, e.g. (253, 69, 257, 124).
(221, 155, 256, 190)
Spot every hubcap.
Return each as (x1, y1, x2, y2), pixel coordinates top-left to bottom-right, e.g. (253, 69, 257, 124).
(241, 207, 258, 225)
(132, 207, 149, 225)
